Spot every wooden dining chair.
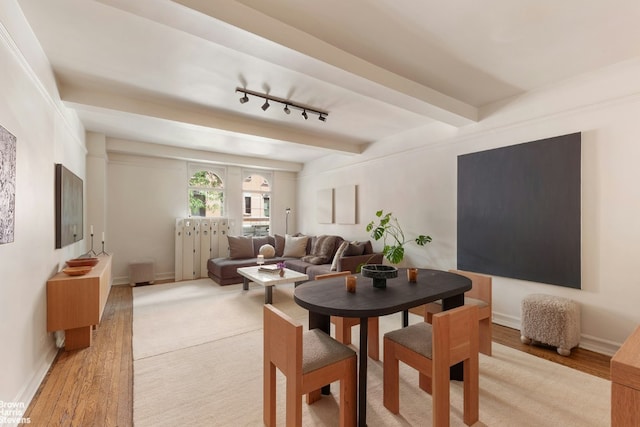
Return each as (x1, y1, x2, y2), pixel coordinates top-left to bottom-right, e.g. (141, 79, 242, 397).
(423, 269, 493, 356)
(315, 271, 380, 360)
(263, 304, 357, 427)
(383, 304, 479, 426)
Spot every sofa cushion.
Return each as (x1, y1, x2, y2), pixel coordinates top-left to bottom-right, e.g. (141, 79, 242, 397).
(228, 235, 254, 259)
(331, 241, 350, 271)
(252, 236, 270, 256)
(283, 234, 309, 257)
(301, 235, 338, 265)
(274, 234, 286, 257)
(345, 241, 367, 256)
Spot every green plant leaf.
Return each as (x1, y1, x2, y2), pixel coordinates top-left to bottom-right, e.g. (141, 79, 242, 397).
(415, 235, 432, 246)
(384, 245, 405, 264)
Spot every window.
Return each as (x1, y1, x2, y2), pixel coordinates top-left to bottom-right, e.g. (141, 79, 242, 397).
(242, 171, 271, 236)
(188, 167, 224, 217)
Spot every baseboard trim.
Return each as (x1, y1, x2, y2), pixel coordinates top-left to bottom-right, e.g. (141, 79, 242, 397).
(493, 311, 619, 356)
(12, 341, 58, 426)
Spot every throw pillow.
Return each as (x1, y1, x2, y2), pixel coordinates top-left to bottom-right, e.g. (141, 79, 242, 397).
(344, 241, 366, 256)
(330, 240, 350, 271)
(252, 236, 270, 256)
(227, 235, 254, 259)
(274, 234, 285, 257)
(301, 235, 337, 265)
(282, 234, 309, 257)
(259, 244, 276, 258)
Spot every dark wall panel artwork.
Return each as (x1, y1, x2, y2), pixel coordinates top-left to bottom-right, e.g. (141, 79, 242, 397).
(457, 133, 581, 288)
(0, 125, 17, 245)
(55, 163, 83, 248)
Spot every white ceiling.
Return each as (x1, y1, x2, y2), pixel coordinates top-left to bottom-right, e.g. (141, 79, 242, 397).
(16, 0, 640, 168)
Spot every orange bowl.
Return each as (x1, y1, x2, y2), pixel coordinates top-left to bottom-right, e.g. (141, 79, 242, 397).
(63, 266, 92, 276)
(66, 257, 99, 267)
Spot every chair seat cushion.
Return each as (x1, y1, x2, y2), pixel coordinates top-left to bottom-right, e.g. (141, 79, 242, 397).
(303, 329, 356, 374)
(384, 322, 434, 358)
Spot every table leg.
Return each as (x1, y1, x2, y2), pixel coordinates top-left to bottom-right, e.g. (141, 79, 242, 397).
(242, 277, 249, 291)
(265, 286, 272, 304)
(443, 293, 465, 380)
(358, 318, 368, 427)
(402, 309, 409, 327)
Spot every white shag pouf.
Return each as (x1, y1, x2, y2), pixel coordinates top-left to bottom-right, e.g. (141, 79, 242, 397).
(520, 293, 581, 356)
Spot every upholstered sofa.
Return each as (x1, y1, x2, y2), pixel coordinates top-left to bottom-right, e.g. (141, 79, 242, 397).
(207, 234, 383, 285)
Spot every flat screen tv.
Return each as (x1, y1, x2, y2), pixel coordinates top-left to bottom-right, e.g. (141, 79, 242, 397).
(457, 133, 581, 288)
(55, 163, 83, 248)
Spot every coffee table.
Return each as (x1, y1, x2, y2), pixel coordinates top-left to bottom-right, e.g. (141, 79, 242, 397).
(237, 266, 309, 304)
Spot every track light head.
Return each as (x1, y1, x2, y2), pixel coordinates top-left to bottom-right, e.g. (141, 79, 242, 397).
(318, 114, 326, 122)
(302, 110, 308, 120)
(284, 105, 291, 115)
(261, 100, 270, 111)
(239, 93, 249, 104)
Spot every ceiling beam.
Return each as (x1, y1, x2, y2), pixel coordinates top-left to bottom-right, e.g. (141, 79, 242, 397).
(60, 84, 364, 155)
(172, 0, 478, 127)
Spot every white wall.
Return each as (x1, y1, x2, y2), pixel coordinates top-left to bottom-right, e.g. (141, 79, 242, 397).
(0, 1, 86, 410)
(105, 150, 298, 283)
(298, 60, 640, 356)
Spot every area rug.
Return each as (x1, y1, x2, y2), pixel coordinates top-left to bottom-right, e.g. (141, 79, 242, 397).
(133, 279, 610, 426)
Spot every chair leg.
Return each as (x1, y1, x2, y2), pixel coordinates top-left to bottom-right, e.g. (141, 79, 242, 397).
(383, 338, 400, 414)
(432, 358, 451, 427)
(418, 372, 432, 394)
(463, 357, 479, 425)
(479, 317, 492, 356)
(286, 376, 301, 427)
(339, 357, 357, 427)
(368, 317, 379, 360)
(306, 389, 321, 405)
(333, 317, 352, 345)
(264, 362, 276, 426)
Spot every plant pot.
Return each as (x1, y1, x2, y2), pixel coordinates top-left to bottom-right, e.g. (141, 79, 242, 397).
(361, 264, 398, 289)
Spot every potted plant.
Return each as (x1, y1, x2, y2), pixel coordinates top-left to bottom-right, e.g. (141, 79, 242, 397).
(362, 210, 432, 288)
(366, 210, 432, 264)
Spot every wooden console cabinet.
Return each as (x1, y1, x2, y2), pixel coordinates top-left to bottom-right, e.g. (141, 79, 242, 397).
(611, 325, 640, 426)
(47, 254, 112, 350)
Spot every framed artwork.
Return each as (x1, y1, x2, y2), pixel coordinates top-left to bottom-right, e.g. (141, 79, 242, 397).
(0, 125, 16, 245)
(55, 163, 84, 248)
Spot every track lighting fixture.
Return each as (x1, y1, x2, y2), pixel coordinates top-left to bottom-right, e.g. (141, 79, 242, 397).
(235, 87, 329, 122)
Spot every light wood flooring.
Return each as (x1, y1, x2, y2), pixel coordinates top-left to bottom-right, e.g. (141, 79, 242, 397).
(25, 285, 611, 426)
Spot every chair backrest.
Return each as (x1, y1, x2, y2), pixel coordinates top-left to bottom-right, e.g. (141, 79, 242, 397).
(263, 304, 302, 377)
(315, 271, 352, 281)
(432, 304, 479, 366)
(449, 269, 492, 305)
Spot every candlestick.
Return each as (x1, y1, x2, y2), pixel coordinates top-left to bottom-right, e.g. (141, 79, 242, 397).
(90, 225, 94, 234)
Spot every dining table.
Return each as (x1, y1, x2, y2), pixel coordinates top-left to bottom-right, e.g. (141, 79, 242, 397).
(293, 268, 472, 427)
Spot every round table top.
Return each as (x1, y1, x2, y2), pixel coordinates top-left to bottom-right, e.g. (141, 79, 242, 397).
(294, 268, 472, 318)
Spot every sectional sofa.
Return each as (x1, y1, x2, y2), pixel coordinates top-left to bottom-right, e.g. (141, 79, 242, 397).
(207, 234, 383, 285)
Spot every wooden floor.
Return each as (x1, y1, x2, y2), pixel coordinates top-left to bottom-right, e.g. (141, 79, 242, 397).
(25, 286, 611, 426)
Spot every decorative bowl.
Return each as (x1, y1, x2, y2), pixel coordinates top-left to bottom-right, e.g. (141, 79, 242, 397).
(361, 264, 398, 289)
(63, 266, 92, 276)
(66, 257, 99, 267)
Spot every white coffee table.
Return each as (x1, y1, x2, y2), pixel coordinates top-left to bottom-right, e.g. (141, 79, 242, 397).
(237, 266, 309, 304)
